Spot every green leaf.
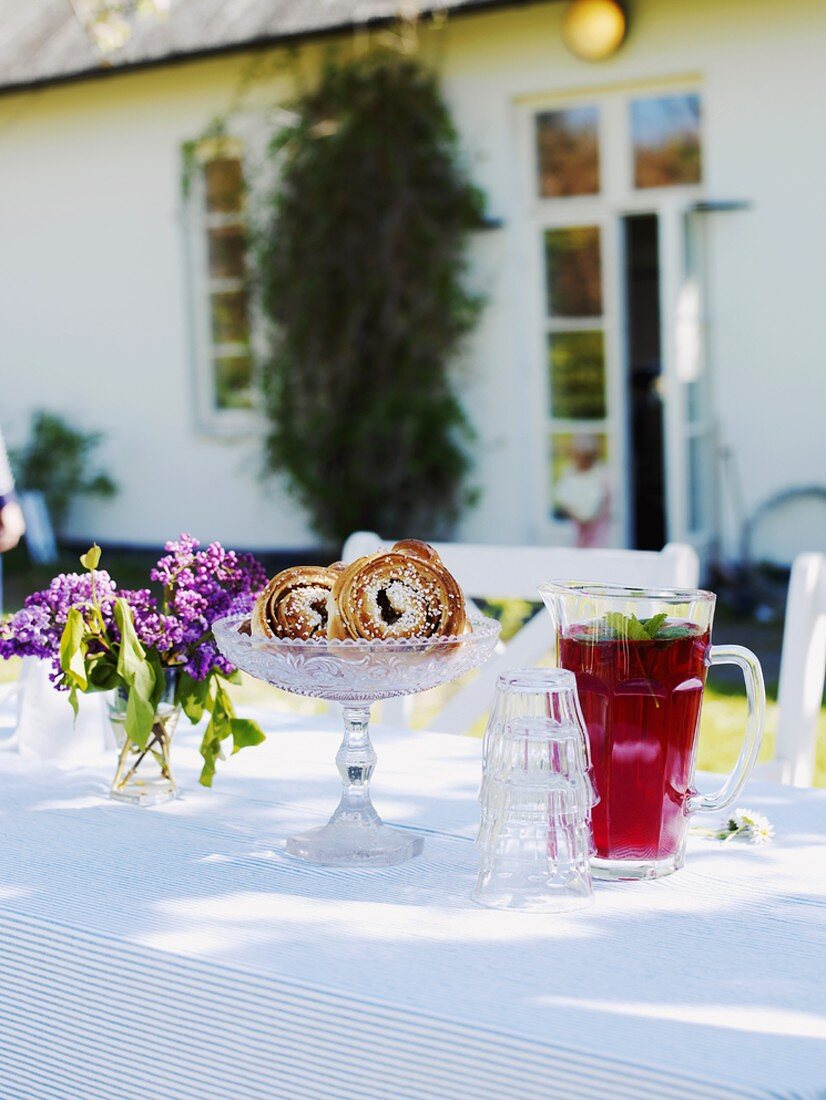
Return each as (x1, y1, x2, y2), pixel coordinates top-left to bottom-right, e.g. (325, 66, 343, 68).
(655, 623, 699, 640)
(176, 671, 212, 723)
(230, 718, 266, 755)
(197, 681, 265, 785)
(67, 682, 79, 718)
(198, 712, 227, 787)
(198, 682, 232, 787)
(124, 659, 156, 749)
(79, 544, 101, 572)
(114, 599, 146, 682)
(641, 613, 668, 639)
(603, 612, 650, 641)
(110, 598, 156, 747)
(59, 608, 88, 689)
(147, 651, 167, 710)
(87, 658, 121, 692)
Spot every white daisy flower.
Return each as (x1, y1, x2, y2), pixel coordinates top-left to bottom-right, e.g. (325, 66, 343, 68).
(714, 807, 774, 844)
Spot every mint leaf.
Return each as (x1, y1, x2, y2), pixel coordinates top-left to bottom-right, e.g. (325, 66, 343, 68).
(604, 612, 650, 641)
(654, 623, 698, 640)
(641, 613, 668, 639)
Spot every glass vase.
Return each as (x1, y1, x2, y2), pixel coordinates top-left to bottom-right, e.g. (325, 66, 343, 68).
(107, 668, 181, 807)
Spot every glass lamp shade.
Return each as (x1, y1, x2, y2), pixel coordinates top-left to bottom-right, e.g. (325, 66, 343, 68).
(562, 0, 627, 62)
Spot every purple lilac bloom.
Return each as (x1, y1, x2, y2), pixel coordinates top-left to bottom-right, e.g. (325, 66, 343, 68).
(0, 569, 117, 681)
(151, 535, 267, 680)
(0, 536, 266, 685)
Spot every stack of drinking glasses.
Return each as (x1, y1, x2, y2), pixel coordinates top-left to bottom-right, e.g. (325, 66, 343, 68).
(473, 669, 598, 913)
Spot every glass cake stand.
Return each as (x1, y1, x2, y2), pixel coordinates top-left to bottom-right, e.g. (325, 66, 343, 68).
(213, 614, 500, 867)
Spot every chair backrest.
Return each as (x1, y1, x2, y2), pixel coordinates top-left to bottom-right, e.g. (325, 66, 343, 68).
(341, 531, 700, 734)
(342, 532, 699, 598)
(764, 552, 826, 786)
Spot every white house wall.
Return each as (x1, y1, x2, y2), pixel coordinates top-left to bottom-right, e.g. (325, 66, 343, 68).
(0, 0, 824, 560)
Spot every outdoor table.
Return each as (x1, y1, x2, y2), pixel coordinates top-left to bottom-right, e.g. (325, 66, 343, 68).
(0, 710, 823, 1100)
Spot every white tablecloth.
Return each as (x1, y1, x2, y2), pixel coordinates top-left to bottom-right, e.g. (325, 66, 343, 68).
(0, 709, 823, 1100)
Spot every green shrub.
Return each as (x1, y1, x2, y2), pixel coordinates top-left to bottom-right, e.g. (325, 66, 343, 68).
(11, 411, 117, 530)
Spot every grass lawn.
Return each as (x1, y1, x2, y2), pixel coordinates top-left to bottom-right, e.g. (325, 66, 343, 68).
(1, 554, 823, 786)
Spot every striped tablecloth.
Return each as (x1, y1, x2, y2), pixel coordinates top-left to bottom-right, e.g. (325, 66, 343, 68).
(0, 710, 823, 1100)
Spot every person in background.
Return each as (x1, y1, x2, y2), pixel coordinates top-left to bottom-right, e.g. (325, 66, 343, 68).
(554, 433, 611, 548)
(0, 427, 25, 552)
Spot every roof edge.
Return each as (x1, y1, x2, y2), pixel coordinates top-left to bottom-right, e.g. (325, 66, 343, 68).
(0, 0, 546, 97)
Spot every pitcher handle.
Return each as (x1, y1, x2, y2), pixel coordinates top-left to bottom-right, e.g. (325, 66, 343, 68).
(687, 644, 766, 814)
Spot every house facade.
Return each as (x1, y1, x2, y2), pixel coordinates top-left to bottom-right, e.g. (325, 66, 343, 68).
(1, 0, 824, 562)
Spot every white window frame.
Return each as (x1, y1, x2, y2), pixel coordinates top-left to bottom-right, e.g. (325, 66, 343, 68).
(515, 79, 706, 548)
(184, 135, 264, 436)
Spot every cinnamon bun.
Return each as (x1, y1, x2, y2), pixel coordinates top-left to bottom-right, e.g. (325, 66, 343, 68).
(328, 541, 468, 641)
(253, 564, 342, 641)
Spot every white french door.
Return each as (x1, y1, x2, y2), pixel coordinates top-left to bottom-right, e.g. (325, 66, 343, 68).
(516, 82, 709, 550)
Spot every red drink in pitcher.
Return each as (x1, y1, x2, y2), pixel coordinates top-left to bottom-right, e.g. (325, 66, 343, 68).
(540, 582, 765, 880)
(560, 624, 709, 863)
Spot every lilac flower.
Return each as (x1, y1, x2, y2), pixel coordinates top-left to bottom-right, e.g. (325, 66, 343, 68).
(0, 535, 266, 686)
(148, 534, 266, 678)
(0, 604, 53, 661)
(0, 569, 118, 680)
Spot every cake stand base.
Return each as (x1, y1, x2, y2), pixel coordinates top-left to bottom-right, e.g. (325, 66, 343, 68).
(287, 821, 424, 866)
(283, 703, 426, 866)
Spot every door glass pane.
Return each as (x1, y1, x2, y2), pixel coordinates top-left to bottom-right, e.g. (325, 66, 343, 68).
(548, 330, 606, 418)
(551, 431, 610, 530)
(207, 226, 247, 280)
(536, 106, 600, 197)
(545, 226, 602, 317)
(631, 94, 701, 188)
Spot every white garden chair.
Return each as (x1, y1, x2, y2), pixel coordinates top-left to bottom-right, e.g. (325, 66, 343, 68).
(342, 531, 700, 734)
(757, 552, 826, 787)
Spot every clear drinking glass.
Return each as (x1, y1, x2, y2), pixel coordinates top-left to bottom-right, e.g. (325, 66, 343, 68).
(539, 582, 766, 880)
(482, 669, 594, 774)
(474, 774, 594, 913)
(475, 695, 596, 912)
(486, 716, 592, 785)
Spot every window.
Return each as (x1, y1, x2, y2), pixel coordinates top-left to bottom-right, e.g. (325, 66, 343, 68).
(631, 94, 702, 189)
(188, 138, 256, 425)
(535, 106, 600, 197)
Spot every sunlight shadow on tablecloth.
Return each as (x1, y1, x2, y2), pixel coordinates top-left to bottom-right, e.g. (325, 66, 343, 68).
(538, 995, 826, 1039)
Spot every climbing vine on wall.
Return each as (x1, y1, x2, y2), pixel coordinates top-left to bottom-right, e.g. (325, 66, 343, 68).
(254, 47, 485, 544)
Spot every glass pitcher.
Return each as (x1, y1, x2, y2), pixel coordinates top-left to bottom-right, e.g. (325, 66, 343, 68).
(539, 582, 765, 880)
